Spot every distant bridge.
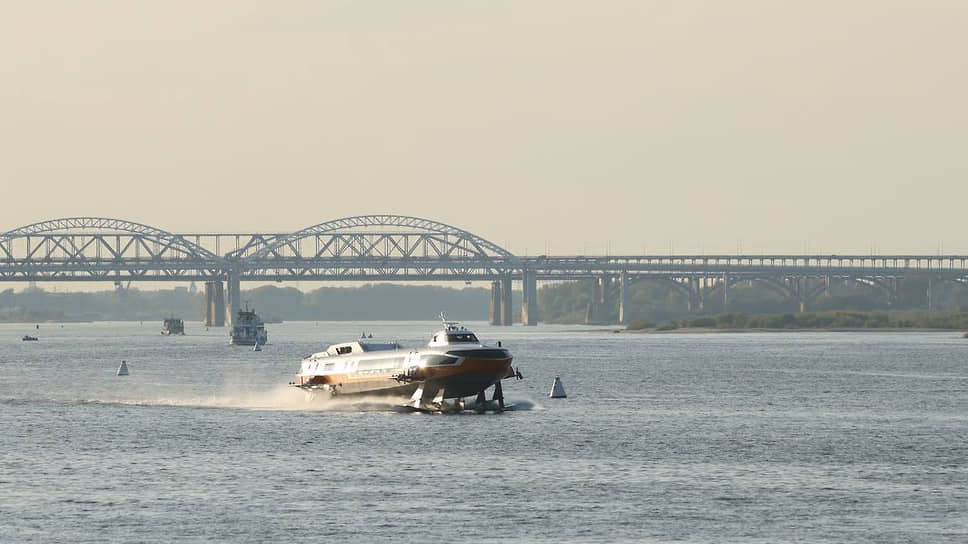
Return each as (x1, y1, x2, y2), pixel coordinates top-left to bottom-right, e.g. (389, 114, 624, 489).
(2, 215, 967, 325)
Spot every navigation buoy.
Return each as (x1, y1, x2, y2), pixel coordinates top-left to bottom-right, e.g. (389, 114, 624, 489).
(117, 360, 129, 376)
(549, 375, 566, 398)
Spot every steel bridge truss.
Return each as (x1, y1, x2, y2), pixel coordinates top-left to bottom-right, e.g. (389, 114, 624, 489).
(3, 216, 968, 323)
(0, 218, 223, 282)
(0, 215, 523, 283)
(3, 217, 968, 283)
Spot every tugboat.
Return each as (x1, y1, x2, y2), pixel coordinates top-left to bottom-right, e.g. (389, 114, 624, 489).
(22, 335, 38, 341)
(161, 317, 185, 336)
(229, 304, 268, 346)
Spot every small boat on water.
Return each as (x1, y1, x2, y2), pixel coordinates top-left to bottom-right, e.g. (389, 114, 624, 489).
(292, 318, 522, 412)
(230, 304, 268, 346)
(161, 317, 185, 336)
(22, 335, 38, 341)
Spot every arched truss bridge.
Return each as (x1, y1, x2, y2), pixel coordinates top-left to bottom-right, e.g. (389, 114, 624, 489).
(3, 215, 968, 284)
(0, 215, 519, 282)
(3, 215, 968, 324)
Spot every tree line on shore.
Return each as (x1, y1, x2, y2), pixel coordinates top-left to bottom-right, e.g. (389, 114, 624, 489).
(0, 284, 499, 323)
(537, 274, 968, 325)
(627, 311, 968, 331)
(3, 273, 968, 327)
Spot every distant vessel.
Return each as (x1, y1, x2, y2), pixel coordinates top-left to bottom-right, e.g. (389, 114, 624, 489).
(22, 335, 38, 341)
(293, 318, 522, 412)
(229, 305, 268, 346)
(161, 317, 185, 336)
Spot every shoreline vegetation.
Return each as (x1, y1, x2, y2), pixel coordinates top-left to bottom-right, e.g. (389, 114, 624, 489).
(627, 311, 968, 333)
(2, 283, 968, 340)
(0, 309, 65, 323)
(0, 284, 500, 323)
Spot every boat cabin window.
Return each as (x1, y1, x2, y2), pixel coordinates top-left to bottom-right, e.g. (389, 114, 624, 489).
(359, 342, 402, 352)
(446, 333, 478, 343)
(336, 345, 353, 355)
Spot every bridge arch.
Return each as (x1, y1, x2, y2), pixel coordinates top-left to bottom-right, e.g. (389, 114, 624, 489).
(626, 275, 695, 299)
(242, 214, 515, 261)
(0, 217, 221, 262)
(743, 277, 796, 299)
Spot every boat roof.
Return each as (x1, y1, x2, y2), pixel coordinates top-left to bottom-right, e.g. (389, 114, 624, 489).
(428, 322, 481, 347)
(323, 340, 402, 356)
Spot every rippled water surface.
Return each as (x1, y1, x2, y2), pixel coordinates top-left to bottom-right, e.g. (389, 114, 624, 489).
(2, 321, 966, 543)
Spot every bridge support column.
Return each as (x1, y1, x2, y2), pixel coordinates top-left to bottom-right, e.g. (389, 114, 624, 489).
(585, 279, 597, 324)
(687, 276, 704, 313)
(500, 274, 513, 326)
(204, 281, 225, 327)
(586, 275, 611, 324)
(926, 278, 933, 310)
(489, 281, 502, 325)
(603, 274, 616, 323)
(797, 278, 806, 313)
(618, 271, 628, 325)
(722, 274, 729, 312)
(521, 269, 538, 326)
(226, 266, 241, 327)
(699, 277, 705, 312)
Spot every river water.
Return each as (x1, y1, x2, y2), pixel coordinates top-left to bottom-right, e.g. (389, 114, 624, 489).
(1, 321, 966, 543)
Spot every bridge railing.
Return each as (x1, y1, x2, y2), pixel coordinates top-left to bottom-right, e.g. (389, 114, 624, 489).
(526, 255, 968, 271)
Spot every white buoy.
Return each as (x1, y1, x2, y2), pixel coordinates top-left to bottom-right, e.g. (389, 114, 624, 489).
(117, 360, 129, 376)
(549, 375, 566, 398)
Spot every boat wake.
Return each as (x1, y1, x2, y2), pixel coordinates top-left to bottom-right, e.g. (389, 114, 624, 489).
(2, 388, 543, 413)
(146, 388, 544, 413)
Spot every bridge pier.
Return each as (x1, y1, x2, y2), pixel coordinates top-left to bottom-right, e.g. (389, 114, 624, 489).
(790, 278, 807, 314)
(598, 275, 606, 307)
(586, 276, 603, 324)
(687, 276, 705, 313)
(489, 281, 501, 325)
(618, 271, 628, 325)
(501, 274, 513, 326)
(584, 279, 596, 324)
(522, 269, 538, 326)
(489, 276, 514, 326)
(585, 274, 616, 324)
(796, 277, 806, 313)
(226, 267, 241, 327)
(204, 281, 225, 327)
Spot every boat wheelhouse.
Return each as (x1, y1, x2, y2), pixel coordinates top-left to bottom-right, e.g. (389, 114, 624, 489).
(162, 317, 185, 336)
(230, 305, 268, 346)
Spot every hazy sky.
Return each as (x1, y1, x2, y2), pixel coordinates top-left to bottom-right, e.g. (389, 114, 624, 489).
(3, 1, 967, 255)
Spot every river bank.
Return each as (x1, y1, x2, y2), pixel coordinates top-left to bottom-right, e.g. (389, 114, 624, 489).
(622, 326, 965, 334)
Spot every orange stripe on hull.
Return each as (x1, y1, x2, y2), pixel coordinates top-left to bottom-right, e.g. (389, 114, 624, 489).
(299, 356, 512, 399)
